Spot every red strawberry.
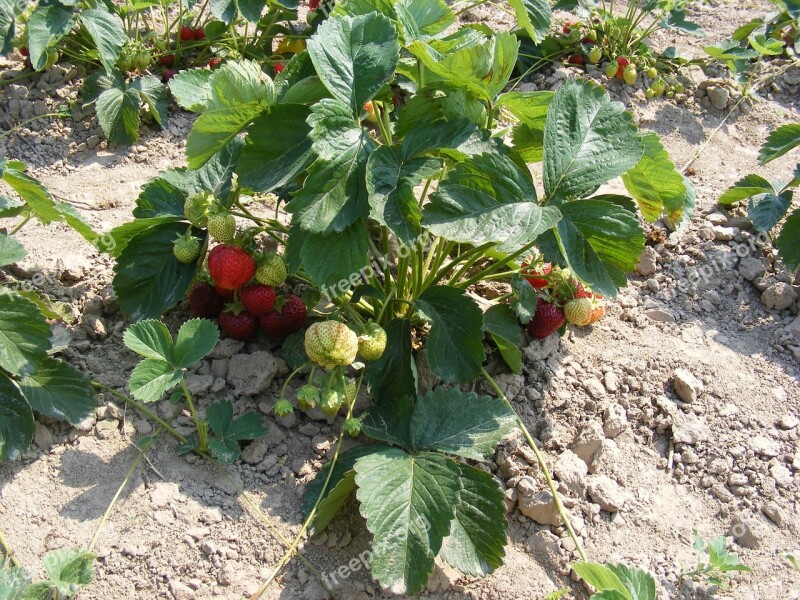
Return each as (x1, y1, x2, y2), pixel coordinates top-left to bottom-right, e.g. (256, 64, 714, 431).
(280, 295, 307, 333)
(20, 47, 29, 57)
(274, 62, 285, 74)
(162, 68, 176, 82)
(208, 244, 256, 291)
(568, 54, 585, 65)
(562, 21, 573, 34)
(180, 26, 194, 42)
(158, 54, 175, 67)
(309, 0, 321, 9)
(260, 310, 290, 339)
(188, 282, 224, 318)
(575, 282, 592, 299)
(219, 305, 258, 340)
(215, 285, 235, 302)
(522, 262, 551, 289)
(194, 27, 205, 40)
(209, 57, 222, 69)
(240, 284, 276, 316)
(525, 299, 565, 339)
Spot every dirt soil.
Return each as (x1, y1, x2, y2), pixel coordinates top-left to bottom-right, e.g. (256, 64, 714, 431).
(1, 1, 800, 599)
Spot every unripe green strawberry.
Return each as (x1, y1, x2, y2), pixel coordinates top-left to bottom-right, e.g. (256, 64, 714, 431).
(651, 78, 666, 96)
(173, 231, 201, 263)
(296, 384, 320, 410)
(646, 66, 657, 79)
(564, 297, 593, 326)
(358, 322, 387, 361)
(273, 398, 294, 417)
(184, 193, 211, 227)
(604, 62, 618, 79)
(256, 252, 287, 287)
(207, 211, 236, 242)
(320, 388, 343, 415)
(304, 321, 358, 369)
(132, 50, 151, 71)
(645, 88, 655, 98)
(588, 46, 602, 64)
(344, 417, 361, 437)
(623, 64, 637, 85)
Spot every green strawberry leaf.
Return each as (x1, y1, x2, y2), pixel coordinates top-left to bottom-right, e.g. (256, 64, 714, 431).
(303, 445, 377, 533)
(550, 198, 645, 297)
(168, 68, 214, 112)
(186, 103, 265, 169)
(123, 319, 175, 363)
(113, 221, 200, 320)
(353, 448, 461, 595)
(79, 7, 127, 73)
(173, 318, 220, 368)
(286, 99, 375, 233)
(606, 564, 657, 600)
(622, 132, 686, 223)
(237, 104, 314, 192)
(424, 153, 561, 252)
(366, 146, 443, 245)
(17, 357, 94, 425)
(415, 285, 485, 384)
(759, 124, 800, 164)
(306, 13, 399, 115)
(0, 293, 52, 377)
(440, 464, 507, 576)
(510, 273, 537, 325)
(210, 0, 237, 23)
(572, 562, 631, 598)
(507, 0, 551, 43)
(719, 174, 775, 205)
(206, 400, 267, 463)
(0, 564, 31, 598)
(0, 233, 25, 267)
(281, 329, 311, 371)
(777, 207, 800, 271)
(42, 549, 95, 596)
(747, 191, 792, 233)
(2, 164, 62, 224)
(543, 80, 643, 201)
(497, 90, 553, 162)
(393, 0, 454, 42)
(27, 4, 75, 71)
(400, 118, 498, 160)
(0, 374, 35, 462)
(128, 358, 182, 403)
(410, 387, 516, 459)
(238, 0, 268, 21)
(130, 75, 169, 128)
(483, 303, 523, 373)
(288, 221, 371, 289)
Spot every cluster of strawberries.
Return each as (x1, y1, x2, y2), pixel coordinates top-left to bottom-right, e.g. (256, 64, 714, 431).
(520, 261, 605, 340)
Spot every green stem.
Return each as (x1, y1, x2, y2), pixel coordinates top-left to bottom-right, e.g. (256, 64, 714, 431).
(8, 214, 32, 236)
(425, 242, 494, 289)
(181, 380, 208, 450)
(0, 113, 68, 140)
(481, 368, 587, 562)
(90, 381, 187, 443)
(0, 529, 19, 568)
(454, 0, 491, 16)
(88, 432, 161, 552)
(458, 240, 537, 289)
(279, 362, 313, 401)
(250, 373, 365, 599)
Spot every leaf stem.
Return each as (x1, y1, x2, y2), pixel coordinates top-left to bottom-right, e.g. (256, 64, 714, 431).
(481, 367, 587, 562)
(8, 214, 32, 235)
(181, 379, 208, 450)
(0, 529, 19, 568)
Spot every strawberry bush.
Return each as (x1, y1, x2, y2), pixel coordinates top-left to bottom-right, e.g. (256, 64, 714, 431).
(104, 0, 693, 592)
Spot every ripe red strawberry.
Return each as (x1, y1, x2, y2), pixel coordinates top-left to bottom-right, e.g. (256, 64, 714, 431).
(616, 56, 630, 67)
(20, 46, 29, 57)
(158, 54, 175, 67)
(188, 282, 224, 318)
(208, 244, 255, 291)
(574, 282, 592, 299)
(194, 27, 206, 40)
(525, 299, 565, 339)
(274, 61, 285, 74)
(219, 305, 258, 340)
(567, 54, 585, 65)
(309, 0, 321, 9)
(522, 262, 551, 289)
(260, 310, 290, 339)
(239, 284, 276, 316)
(280, 295, 307, 333)
(209, 57, 222, 69)
(180, 26, 194, 42)
(162, 68, 176, 82)
(562, 21, 573, 34)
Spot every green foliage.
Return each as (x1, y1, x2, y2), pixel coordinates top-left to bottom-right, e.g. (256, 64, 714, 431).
(0, 159, 96, 462)
(0, 549, 95, 599)
(720, 123, 800, 271)
(680, 530, 752, 586)
(572, 561, 656, 600)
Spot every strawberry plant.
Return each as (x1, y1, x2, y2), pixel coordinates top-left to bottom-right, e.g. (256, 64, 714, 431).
(517, 0, 704, 97)
(105, 0, 692, 592)
(679, 530, 752, 587)
(0, 546, 95, 599)
(572, 561, 657, 600)
(0, 158, 97, 463)
(719, 123, 800, 272)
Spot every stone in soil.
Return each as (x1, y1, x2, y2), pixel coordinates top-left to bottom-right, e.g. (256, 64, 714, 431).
(227, 351, 286, 396)
(518, 490, 561, 526)
(762, 282, 797, 311)
(673, 368, 704, 403)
